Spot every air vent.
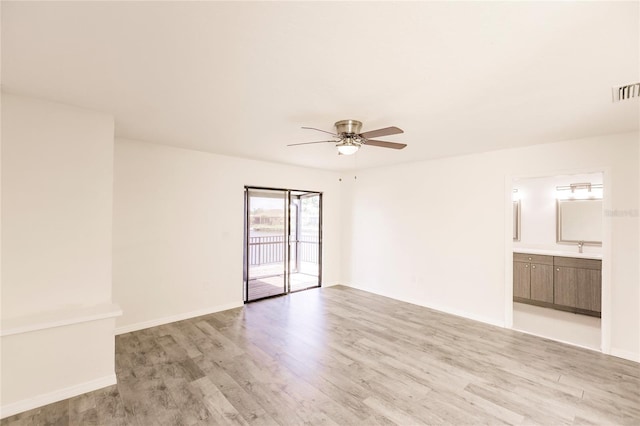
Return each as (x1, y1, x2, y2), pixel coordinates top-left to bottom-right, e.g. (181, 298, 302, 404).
(612, 82, 640, 102)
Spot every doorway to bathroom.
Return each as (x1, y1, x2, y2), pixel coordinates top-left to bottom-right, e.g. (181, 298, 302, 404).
(509, 171, 605, 351)
(243, 186, 322, 303)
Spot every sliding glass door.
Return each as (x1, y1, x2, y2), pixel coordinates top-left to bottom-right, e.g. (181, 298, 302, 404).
(245, 189, 287, 301)
(289, 192, 321, 292)
(244, 187, 322, 302)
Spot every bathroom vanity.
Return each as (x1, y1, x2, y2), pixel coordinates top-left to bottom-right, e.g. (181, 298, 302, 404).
(513, 251, 601, 317)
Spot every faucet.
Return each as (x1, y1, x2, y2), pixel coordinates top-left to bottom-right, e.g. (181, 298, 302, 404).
(578, 241, 584, 253)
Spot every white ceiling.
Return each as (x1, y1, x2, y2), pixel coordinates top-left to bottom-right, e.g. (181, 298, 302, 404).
(2, 1, 638, 171)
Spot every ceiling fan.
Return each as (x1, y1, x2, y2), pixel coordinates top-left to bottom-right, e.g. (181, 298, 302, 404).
(287, 119, 407, 155)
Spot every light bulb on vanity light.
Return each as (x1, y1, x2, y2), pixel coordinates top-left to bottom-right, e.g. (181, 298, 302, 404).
(556, 183, 603, 200)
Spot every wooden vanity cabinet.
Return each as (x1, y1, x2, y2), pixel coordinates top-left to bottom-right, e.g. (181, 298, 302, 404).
(553, 266, 577, 308)
(554, 257, 601, 315)
(530, 262, 553, 303)
(513, 253, 553, 303)
(513, 260, 530, 299)
(514, 253, 601, 317)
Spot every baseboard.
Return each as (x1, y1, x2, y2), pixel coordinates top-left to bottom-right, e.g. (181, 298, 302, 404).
(114, 301, 244, 335)
(344, 283, 505, 328)
(0, 374, 116, 419)
(610, 347, 640, 363)
(424, 301, 505, 328)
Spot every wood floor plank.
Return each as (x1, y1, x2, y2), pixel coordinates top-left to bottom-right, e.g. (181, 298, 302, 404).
(3, 286, 639, 425)
(363, 396, 429, 425)
(189, 376, 249, 426)
(191, 356, 278, 426)
(93, 385, 130, 426)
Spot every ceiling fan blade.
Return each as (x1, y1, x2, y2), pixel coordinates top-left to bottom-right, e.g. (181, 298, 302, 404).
(359, 126, 404, 139)
(301, 126, 338, 137)
(287, 140, 337, 147)
(364, 139, 407, 150)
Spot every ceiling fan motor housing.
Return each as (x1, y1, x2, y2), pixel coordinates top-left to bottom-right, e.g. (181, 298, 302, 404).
(335, 119, 362, 136)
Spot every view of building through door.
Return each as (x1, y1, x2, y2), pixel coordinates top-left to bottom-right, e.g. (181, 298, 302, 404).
(244, 187, 321, 302)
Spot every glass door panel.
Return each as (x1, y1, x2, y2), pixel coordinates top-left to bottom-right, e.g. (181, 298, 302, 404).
(245, 189, 287, 302)
(290, 192, 321, 292)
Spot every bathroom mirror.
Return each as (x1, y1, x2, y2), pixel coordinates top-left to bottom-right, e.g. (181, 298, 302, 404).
(556, 199, 602, 245)
(513, 200, 521, 241)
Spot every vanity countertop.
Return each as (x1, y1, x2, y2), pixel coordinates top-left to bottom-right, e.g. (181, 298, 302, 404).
(513, 248, 602, 260)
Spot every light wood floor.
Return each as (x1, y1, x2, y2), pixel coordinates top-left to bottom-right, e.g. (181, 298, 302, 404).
(3, 286, 639, 425)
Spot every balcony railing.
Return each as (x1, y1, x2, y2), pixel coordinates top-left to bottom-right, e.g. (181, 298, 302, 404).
(248, 235, 319, 265)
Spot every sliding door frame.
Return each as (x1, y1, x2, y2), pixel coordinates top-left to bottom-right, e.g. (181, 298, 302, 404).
(244, 186, 323, 303)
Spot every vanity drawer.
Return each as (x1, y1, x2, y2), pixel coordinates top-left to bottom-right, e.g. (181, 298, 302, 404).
(553, 256, 601, 270)
(514, 253, 553, 265)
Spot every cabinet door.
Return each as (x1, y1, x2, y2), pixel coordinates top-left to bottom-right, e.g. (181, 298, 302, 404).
(554, 266, 578, 308)
(513, 262, 530, 299)
(530, 263, 553, 303)
(576, 269, 601, 313)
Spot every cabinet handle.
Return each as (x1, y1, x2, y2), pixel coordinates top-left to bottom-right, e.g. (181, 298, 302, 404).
(525, 264, 529, 268)
(532, 265, 536, 269)
(528, 257, 532, 260)
(557, 268, 560, 271)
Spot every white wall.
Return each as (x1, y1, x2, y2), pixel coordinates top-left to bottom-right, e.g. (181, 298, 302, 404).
(341, 132, 639, 362)
(514, 172, 603, 255)
(112, 138, 342, 333)
(1, 94, 119, 417)
(1, 94, 114, 317)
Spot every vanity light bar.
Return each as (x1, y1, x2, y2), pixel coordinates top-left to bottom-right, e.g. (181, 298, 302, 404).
(556, 183, 603, 193)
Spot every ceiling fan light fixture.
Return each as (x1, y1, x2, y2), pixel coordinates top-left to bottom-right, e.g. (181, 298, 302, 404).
(290, 120, 406, 153)
(337, 139, 360, 155)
